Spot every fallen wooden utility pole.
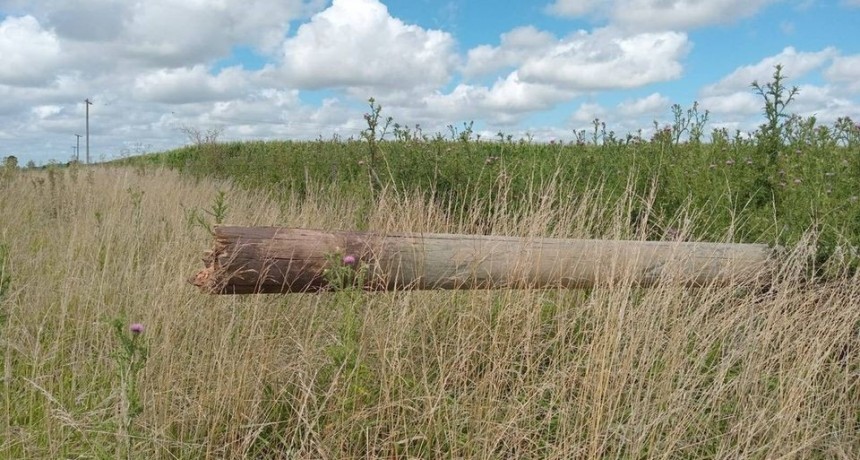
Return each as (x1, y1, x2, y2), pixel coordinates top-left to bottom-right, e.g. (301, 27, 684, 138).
(190, 226, 776, 294)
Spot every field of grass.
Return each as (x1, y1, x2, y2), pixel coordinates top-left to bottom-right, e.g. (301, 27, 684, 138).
(1, 160, 857, 458)
(120, 110, 860, 270)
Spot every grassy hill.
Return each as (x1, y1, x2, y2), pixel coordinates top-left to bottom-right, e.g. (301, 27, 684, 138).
(120, 117, 860, 274)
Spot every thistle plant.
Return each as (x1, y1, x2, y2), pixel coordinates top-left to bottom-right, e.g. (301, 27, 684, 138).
(323, 250, 368, 291)
(360, 97, 393, 198)
(591, 118, 606, 145)
(111, 319, 148, 459)
(670, 101, 709, 145)
(392, 122, 426, 142)
(739, 64, 800, 212)
(318, 251, 378, 417)
(752, 64, 799, 164)
(832, 116, 860, 147)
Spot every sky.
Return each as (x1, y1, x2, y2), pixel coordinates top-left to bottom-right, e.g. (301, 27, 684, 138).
(1, 0, 859, 165)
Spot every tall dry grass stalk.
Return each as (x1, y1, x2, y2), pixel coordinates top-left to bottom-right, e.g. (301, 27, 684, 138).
(0, 165, 857, 458)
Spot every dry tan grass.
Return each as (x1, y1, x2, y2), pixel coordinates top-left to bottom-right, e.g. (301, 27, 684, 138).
(0, 165, 857, 459)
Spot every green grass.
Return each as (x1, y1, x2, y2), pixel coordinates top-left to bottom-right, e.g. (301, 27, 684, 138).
(120, 126, 860, 270)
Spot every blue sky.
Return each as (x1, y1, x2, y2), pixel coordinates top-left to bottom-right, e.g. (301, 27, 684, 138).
(1, 0, 859, 164)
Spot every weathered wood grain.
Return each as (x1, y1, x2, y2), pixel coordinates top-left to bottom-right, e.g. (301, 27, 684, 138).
(190, 226, 775, 294)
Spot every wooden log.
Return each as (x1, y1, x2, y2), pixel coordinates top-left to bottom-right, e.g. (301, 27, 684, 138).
(190, 226, 776, 294)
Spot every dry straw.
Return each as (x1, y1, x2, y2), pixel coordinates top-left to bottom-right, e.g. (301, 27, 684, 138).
(0, 165, 856, 458)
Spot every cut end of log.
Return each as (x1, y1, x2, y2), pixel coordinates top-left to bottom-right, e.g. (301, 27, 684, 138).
(188, 230, 237, 294)
(189, 266, 216, 292)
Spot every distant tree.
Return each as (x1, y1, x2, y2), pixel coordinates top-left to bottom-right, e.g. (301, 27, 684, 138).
(3, 155, 17, 169)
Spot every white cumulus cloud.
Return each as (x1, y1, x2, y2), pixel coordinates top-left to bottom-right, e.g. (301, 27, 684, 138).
(700, 92, 760, 116)
(517, 28, 689, 90)
(0, 15, 64, 87)
(544, 0, 603, 18)
(464, 26, 556, 78)
(5, 0, 312, 67)
(696, 47, 859, 130)
(617, 93, 672, 117)
(791, 84, 857, 122)
(824, 54, 860, 94)
(570, 94, 675, 136)
(610, 0, 776, 31)
(571, 102, 609, 123)
(545, 0, 777, 31)
(122, 0, 304, 66)
(701, 47, 838, 97)
(133, 65, 251, 104)
(278, 0, 457, 93)
(402, 71, 574, 126)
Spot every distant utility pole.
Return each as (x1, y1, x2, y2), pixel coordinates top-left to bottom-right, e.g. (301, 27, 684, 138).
(75, 134, 82, 162)
(85, 98, 93, 164)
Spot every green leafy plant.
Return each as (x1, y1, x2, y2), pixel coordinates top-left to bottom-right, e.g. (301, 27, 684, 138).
(447, 120, 475, 144)
(208, 190, 229, 225)
(591, 118, 607, 145)
(670, 101, 709, 145)
(186, 190, 229, 235)
(361, 98, 393, 182)
(832, 116, 860, 148)
(752, 64, 799, 164)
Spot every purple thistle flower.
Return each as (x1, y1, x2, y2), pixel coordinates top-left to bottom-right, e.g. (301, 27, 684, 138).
(342, 255, 357, 266)
(130, 323, 144, 334)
